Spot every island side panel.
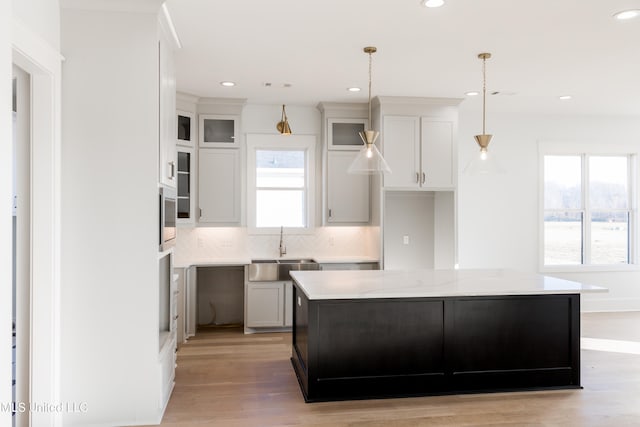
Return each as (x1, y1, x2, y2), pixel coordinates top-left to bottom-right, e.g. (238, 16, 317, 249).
(449, 294, 581, 391)
(314, 299, 446, 399)
(291, 284, 311, 399)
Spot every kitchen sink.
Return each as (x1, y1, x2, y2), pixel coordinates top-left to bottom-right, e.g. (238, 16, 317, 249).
(249, 258, 319, 281)
(277, 258, 316, 264)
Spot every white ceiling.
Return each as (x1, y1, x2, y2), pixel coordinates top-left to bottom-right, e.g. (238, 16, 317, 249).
(166, 0, 640, 116)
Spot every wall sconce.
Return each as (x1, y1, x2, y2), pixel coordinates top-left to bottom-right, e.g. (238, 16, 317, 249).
(276, 104, 292, 135)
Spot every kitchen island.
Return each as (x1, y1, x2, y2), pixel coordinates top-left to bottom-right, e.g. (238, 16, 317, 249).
(289, 269, 606, 402)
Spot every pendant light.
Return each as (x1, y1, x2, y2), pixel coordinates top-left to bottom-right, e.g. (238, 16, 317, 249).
(348, 46, 391, 174)
(276, 104, 292, 135)
(463, 52, 504, 175)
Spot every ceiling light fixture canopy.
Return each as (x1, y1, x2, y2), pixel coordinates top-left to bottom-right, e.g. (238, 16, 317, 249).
(422, 0, 445, 8)
(276, 104, 292, 135)
(613, 9, 640, 20)
(348, 46, 392, 175)
(464, 52, 504, 175)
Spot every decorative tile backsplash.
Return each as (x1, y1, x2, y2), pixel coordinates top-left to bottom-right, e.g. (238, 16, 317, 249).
(174, 226, 379, 265)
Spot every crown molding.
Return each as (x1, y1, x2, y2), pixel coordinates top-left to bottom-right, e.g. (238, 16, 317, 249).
(60, 0, 164, 14)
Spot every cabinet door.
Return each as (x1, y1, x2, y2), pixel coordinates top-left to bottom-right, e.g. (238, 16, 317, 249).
(177, 110, 195, 148)
(199, 114, 239, 148)
(421, 118, 454, 188)
(198, 149, 240, 223)
(284, 281, 293, 327)
(328, 118, 367, 150)
(159, 37, 177, 186)
(176, 148, 195, 224)
(382, 116, 420, 189)
(246, 282, 285, 327)
(326, 151, 370, 223)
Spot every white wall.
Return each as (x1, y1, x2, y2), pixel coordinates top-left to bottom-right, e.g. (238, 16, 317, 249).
(1, 1, 14, 424)
(60, 6, 162, 425)
(12, 0, 60, 51)
(174, 226, 379, 267)
(457, 110, 640, 311)
(175, 103, 381, 267)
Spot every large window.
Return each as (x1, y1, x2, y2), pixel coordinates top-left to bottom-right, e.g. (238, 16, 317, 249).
(543, 153, 635, 267)
(247, 134, 315, 231)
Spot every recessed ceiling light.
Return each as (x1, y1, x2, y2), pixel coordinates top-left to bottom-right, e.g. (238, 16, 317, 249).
(220, 81, 235, 87)
(465, 91, 480, 96)
(348, 87, 361, 92)
(613, 9, 640, 20)
(559, 95, 572, 100)
(421, 0, 444, 7)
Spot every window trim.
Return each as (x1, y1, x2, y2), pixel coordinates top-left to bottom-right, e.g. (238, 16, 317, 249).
(246, 133, 316, 235)
(538, 140, 639, 272)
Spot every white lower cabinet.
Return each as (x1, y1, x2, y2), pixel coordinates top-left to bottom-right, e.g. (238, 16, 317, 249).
(159, 334, 176, 409)
(246, 281, 293, 328)
(284, 281, 293, 327)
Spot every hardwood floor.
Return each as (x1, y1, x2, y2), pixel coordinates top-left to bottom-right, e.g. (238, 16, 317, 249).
(154, 312, 640, 426)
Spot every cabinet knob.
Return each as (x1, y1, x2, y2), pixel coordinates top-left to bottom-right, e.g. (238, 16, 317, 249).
(415, 172, 420, 183)
(422, 172, 426, 184)
(328, 208, 333, 218)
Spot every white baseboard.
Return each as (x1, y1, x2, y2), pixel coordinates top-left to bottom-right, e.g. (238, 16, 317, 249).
(581, 297, 640, 313)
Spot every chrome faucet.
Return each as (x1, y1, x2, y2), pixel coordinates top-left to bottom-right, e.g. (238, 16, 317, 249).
(279, 226, 287, 257)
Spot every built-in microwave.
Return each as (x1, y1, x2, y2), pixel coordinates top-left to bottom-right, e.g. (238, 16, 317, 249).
(159, 185, 177, 251)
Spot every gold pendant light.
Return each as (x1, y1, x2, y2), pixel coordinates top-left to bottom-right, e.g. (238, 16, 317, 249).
(276, 104, 292, 135)
(475, 52, 492, 158)
(464, 52, 504, 174)
(348, 46, 391, 174)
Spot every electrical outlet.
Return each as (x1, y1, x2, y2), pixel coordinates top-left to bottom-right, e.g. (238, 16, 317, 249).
(403, 235, 410, 245)
(328, 237, 335, 246)
(221, 240, 232, 248)
(197, 237, 204, 248)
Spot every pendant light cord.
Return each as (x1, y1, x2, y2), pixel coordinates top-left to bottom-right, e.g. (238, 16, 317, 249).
(367, 51, 373, 128)
(481, 56, 486, 135)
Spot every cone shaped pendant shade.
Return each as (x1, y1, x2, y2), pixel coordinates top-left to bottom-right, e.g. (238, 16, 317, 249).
(348, 132, 391, 174)
(348, 47, 391, 175)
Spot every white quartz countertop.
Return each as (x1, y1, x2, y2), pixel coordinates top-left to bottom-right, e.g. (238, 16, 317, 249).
(173, 257, 252, 268)
(174, 255, 379, 269)
(290, 269, 608, 300)
(312, 256, 379, 264)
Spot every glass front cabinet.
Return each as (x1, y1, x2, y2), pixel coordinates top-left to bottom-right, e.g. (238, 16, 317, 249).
(199, 114, 240, 148)
(328, 118, 368, 150)
(176, 147, 195, 224)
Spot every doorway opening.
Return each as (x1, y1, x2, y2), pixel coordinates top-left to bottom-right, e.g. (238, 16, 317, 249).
(12, 64, 31, 427)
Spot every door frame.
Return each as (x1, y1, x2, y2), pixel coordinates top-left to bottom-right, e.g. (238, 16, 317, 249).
(11, 19, 63, 427)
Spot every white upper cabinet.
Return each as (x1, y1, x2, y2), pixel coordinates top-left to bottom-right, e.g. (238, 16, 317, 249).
(198, 149, 240, 224)
(328, 118, 368, 150)
(317, 102, 371, 225)
(326, 151, 370, 223)
(176, 147, 195, 224)
(381, 116, 421, 189)
(158, 32, 177, 186)
(177, 110, 195, 148)
(199, 114, 240, 148)
(382, 116, 455, 190)
(421, 118, 455, 189)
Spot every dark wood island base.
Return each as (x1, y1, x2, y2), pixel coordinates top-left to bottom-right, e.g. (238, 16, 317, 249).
(291, 284, 581, 402)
